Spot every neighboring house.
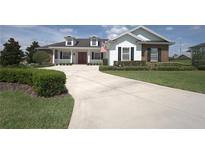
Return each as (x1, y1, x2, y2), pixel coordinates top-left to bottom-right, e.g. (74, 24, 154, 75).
(177, 54, 191, 60)
(190, 42, 205, 65)
(37, 26, 174, 66)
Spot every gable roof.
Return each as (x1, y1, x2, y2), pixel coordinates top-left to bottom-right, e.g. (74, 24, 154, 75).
(39, 38, 108, 49)
(110, 25, 172, 43)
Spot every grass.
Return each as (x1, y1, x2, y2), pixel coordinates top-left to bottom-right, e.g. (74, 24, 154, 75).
(169, 59, 192, 65)
(103, 70, 205, 94)
(0, 91, 74, 128)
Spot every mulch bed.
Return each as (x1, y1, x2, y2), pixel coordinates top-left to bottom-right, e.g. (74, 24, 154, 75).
(0, 82, 38, 97)
(0, 82, 69, 97)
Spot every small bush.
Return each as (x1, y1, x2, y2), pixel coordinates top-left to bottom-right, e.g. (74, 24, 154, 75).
(0, 68, 67, 97)
(103, 59, 108, 65)
(32, 51, 50, 65)
(197, 65, 205, 70)
(114, 61, 146, 67)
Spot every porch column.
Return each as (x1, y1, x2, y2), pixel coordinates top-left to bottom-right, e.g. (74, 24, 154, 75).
(70, 50, 73, 64)
(52, 49, 55, 64)
(87, 51, 90, 63)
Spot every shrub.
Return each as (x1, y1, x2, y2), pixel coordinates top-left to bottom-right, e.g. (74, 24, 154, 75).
(0, 68, 33, 85)
(197, 65, 205, 70)
(103, 59, 108, 65)
(32, 51, 50, 65)
(151, 66, 196, 71)
(99, 65, 195, 71)
(148, 62, 191, 67)
(0, 68, 67, 97)
(32, 70, 67, 97)
(99, 66, 149, 71)
(114, 61, 146, 67)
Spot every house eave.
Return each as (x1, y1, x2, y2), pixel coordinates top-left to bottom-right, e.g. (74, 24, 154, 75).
(48, 46, 101, 50)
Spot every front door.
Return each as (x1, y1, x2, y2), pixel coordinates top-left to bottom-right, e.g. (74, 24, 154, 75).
(78, 52, 87, 64)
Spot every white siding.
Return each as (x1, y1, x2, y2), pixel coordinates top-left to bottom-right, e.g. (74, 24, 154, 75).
(109, 39, 142, 66)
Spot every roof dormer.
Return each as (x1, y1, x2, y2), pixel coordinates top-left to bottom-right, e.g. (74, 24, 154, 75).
(90, 36, 98, 46)
(64, 36, 74, 46)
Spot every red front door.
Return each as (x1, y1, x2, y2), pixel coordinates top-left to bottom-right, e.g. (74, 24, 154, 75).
(78, 52, 87, 64)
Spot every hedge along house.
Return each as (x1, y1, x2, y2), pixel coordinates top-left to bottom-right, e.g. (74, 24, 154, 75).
(37, 26, 174, 66)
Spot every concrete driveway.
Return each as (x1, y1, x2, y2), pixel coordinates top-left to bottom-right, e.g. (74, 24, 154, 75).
(47, 65, 205, 128)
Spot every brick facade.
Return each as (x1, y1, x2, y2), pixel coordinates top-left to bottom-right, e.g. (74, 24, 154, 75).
(142, 44, 169, 62)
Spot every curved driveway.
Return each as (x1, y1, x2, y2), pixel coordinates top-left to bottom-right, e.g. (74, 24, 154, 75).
(47, 65, 205, 128)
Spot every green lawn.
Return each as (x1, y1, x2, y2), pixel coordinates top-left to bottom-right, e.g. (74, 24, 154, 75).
(103, 71, 205, 94)
(0, 91, 74, 128)
(169, 59, 192, 65)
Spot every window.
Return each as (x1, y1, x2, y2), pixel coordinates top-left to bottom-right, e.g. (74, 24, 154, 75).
(66, 39, 73, 46)
(122, 47, 130, 61)
(62, 51, 71, 59)
(90, 37, 98, 46)
(92, 52, 101, 60)
(67, 41, 72, 46)
(150, 48, 158, 62)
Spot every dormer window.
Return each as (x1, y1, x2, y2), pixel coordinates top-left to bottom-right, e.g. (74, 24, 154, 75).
(64, 36, 74, 46)
(90, 36, 98, 46)
(66, 40, 73, 46)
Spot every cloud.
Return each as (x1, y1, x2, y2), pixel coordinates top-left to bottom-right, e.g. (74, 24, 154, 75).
(59, 28, 74, 33)
(0, 25, 77, 51)
(105, 25, 129, 39)
(191, 25, 201, 30)
(10, 25, 38, 28)
(165, 26, 174, 31)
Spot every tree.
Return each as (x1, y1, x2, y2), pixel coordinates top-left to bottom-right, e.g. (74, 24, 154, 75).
(26, 41, 40, 63)
(32, 51, 50, 64)
(0, 38, 24, 66)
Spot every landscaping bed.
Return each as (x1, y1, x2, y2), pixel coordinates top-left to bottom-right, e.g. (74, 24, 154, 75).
(0, 68, 67, 97)
(100, 61, 196, 71)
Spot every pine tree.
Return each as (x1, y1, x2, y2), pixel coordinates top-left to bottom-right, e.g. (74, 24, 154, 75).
(0, 38, 24, 66)
(26, 41, 40, 63)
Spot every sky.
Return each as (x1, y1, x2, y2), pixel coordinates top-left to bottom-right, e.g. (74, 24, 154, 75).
(0, 25, 205, 56)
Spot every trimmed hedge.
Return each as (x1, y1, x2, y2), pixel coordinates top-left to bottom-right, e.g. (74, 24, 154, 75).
(197, 65, 205, 70)
(0, 68, 67, 97)
(114, 61, 146, 67)
(99, 65, 196, 71)
(147, 62, 191, 67)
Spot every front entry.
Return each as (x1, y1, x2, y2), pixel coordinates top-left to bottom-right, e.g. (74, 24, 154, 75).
(78, 52, 87, 64)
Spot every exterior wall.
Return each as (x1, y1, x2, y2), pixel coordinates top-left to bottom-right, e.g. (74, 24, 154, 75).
(142, 44, 169, 62)
(109, 34, 142, 66)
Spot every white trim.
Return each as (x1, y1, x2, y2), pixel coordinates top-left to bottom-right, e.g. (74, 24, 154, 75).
(70, 50, 73, 63)
(110, 25, 172, 43)
(48, 47, 100, 50)
(52, 49, 55, 64)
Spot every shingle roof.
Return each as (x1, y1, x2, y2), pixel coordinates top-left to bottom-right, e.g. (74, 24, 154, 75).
(190, 42, 205, 48)
(39, 38, 108, 48)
